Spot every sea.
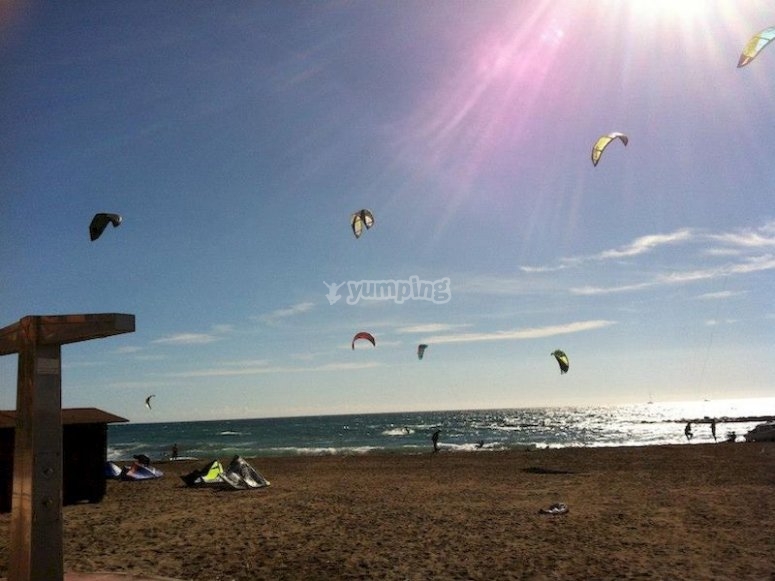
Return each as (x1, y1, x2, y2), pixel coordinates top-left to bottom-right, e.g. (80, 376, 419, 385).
(107, 397, 775, 462)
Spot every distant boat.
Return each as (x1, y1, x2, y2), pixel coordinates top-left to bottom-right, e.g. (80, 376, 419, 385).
(744, 422, 775, 443)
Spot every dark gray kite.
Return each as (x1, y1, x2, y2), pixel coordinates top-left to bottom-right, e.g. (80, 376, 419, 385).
(89, 213, 122, 241)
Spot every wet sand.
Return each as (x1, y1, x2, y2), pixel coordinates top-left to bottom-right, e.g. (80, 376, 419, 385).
(1, 443, 773, 580)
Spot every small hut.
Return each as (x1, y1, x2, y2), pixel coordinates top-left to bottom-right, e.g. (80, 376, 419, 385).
(0, 407, 127, 512)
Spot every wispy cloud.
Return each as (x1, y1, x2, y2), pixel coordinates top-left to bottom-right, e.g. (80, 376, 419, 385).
(152, 333, 222, 345)
(455, 275, 553, 296)
(114, 345, 142, 354)
(696, 290, 745, 300)
(708, 221, 775, 248)
(519, 264, 568, 273)
(395, 323, 472, 334)
(257, 301, 315, 324)
(315, 362, 383, 371)
(423, 320, 615, 344)
(134, 354, 167, 361)
(594, 229, 694, 260)
(520, 228, 695, 272)
(152, 323, 233, 346)
(166, 360, 381, 378)
(521, 222, 775, 275)
(571, 255, 775, 295)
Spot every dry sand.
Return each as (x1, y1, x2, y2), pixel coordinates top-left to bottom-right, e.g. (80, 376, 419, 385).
(1, 443, 773, 580)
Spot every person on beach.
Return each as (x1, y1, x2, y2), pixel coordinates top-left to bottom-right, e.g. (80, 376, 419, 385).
(684, 422, 693, 441)
(710, 419, 717, 442)
(431, 429, 440, 453)
(172, 443, 179, 459)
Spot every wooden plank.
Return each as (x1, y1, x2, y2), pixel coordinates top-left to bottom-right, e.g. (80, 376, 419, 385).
(0, 314, 135, 355)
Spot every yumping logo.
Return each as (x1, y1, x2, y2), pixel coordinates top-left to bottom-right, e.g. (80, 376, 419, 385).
(324, 276, 451, 305)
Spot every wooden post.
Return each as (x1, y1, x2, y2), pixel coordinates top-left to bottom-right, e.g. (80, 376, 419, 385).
(0, 314, 135, 581)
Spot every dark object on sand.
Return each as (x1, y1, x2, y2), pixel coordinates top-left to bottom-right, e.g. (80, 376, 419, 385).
(523, 466, 574, 475)
(539, 502, 569, 515)
(744, 422, 775, 442)
(133, 454, 151, 466)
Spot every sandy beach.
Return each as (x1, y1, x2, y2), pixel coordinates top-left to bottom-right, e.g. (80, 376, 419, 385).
(1, 443, 773, 580)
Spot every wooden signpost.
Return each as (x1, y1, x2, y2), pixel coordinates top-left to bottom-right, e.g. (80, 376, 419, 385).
(0, 314, 135, 581)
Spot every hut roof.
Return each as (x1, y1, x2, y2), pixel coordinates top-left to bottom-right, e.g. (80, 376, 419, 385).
(0, 408, 128, 429)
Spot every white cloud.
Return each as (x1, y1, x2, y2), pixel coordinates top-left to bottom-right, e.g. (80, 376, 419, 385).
(521, 228, 695, 273)
(705, 319, 738, 326)
(134, 354, 167, 361)
(572, 255, 775, 295)
(521, 222, 775, 277)
(595, 229, 694, 260)
(423, 320, 615, 344)
(571, 282, 654, 296)
(257, 301, 315, 324)
(166, 360, 381, 378)
(696, 290, 745, 300)
(151, 323, 233, 346)
(114, 346, 142, 354)
(395, 323, 472, 334)
(519, 264, 568, 273)
(152, 333, 222, 345)
(708, 221, 775, 248)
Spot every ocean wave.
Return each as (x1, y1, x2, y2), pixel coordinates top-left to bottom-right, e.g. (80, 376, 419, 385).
(381, 427, 414, 436)
(267, 446, 383, 456)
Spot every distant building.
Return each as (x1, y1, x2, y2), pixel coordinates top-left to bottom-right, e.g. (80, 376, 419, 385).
(0, 408, 128, 512)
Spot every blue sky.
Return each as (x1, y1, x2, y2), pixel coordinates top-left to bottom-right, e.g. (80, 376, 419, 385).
(1, 1, 774, 422)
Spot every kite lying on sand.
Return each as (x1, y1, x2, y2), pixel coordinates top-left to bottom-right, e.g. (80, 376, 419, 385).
(539, 502, 569, 515)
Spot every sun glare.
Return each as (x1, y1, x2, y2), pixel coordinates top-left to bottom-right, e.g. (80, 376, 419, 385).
(628, 0, 708, 23)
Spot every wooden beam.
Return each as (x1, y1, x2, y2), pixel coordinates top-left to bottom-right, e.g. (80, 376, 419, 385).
(2, 314, 135, 581)
(0, 314, 135, 356)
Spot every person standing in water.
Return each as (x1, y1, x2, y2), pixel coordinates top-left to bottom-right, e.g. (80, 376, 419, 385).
(710, 419, 717, 442)
(431, 429, 440, 453)
(684, 422, 693, 441)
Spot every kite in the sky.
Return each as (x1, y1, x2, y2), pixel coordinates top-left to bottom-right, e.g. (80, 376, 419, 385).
(351, 331, 376, 350)
(89, 212, 122, 241)
(738, 26, 775, 67)
(351, 209, 374, 239)
(417, 344, 428, 360)
(591, 133, 628, 166)
(145, 394, 155, 410)
(551, 350, 569, 374)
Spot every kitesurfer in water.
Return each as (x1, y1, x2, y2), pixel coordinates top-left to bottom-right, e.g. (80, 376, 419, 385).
(171, 443, 179, 459)
(710, 419, 717, 442)
(684, 422, 693, 441)
(431, 430, 440, 453)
